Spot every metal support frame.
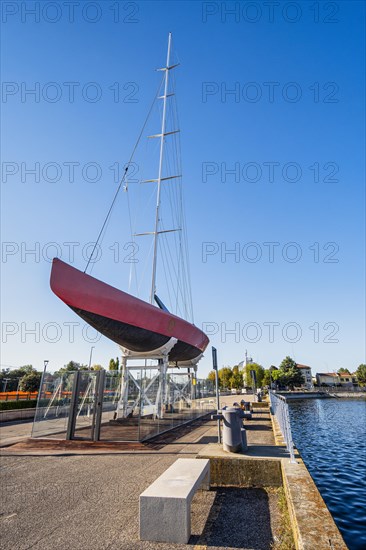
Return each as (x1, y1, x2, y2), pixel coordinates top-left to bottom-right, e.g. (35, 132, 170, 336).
(117, 357, 170, 419)
(157, 355, 168, 417)
(66, 370, 106, 441)
(169, 377, 191, 408)
(77, 377, 96, 419)
(92, 369, 106, 441)
(66, 371, 81, 440)
(119, 355, 129, 414)
(116, 339, 200, 421)
(43, 378, 62, 418)
(116, 339, 178, 419)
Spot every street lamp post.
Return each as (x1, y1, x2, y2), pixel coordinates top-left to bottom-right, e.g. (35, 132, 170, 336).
(212, 347, 221, 444)
(88, 346, 95, 370)
(40, 360, 49, 398)
(43, 360, 49, 374)
(16, 378, 21, 401)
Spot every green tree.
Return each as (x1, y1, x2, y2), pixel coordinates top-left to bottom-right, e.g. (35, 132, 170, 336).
(356, 364, 366, 385)
(264, 365, 278, 387)
(19, 365, 35, 374)
(19, 372, 42, 392)
(65, 361, 81, 371)
(262, 369, 272, 387)
(244, 363, 265, 388)
(271, 369, 285, 386)
(337, 368, 351, 374)
(91, 364, 103, 371)
(207, 370, 216, 383)
(279, 356, 297, 371)
(231, 366, 243, 390)
(277, 356, 304, 389)
(109, 357, 120, 371)
(0, 365, 36, 392)
(53, 361, 87, 377)
(0, 369, 17, 392)
(218, 367, 232, 389)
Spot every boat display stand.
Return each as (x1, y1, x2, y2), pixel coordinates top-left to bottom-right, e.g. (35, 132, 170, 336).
(116, 340, 199, 421)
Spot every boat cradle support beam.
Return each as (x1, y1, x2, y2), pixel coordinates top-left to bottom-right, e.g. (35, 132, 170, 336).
(155, 354, 169, 419)
(116, 338, 178, 419)
(118, 356, 129, 416)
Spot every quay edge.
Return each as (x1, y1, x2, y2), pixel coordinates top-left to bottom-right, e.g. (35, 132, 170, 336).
(270, 411, 348, 549)
(198, 401, 348, 550)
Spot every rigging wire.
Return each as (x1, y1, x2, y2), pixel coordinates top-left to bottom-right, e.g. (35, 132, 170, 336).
(154, 69, 193, 323)
(87, 38, 195, 323)
(84, 75, 164, 273)
(125, 173, 139, 295)
(171, 69, 194, 321)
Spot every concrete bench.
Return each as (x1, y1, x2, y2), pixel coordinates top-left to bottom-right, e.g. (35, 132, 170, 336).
(139, 458, 210, 544)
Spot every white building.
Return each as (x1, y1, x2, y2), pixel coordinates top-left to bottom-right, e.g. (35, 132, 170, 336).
(296, 364, 313, 389)
(238, 351, 254, 387)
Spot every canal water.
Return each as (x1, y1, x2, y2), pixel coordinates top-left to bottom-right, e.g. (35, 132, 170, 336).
(289, 399, 366, 550)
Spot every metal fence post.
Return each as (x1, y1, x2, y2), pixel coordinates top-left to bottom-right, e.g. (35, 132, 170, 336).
(66, 371, 81, 440)
(93, 369, 106, 442)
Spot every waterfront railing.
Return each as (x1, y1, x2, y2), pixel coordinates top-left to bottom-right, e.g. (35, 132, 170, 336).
(269, 391, 296, 463)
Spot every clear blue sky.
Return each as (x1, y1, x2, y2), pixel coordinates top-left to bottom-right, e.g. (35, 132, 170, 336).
(1, 1, 365, 376)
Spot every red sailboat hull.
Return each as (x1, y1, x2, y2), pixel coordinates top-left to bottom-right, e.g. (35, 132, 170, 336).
(50, 258, 209, 362)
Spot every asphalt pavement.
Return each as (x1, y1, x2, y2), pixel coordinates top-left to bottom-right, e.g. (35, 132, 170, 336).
(0, 396, 289, 550)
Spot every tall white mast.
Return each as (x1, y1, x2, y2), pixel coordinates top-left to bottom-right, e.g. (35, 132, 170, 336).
(150, 32, 172, 304)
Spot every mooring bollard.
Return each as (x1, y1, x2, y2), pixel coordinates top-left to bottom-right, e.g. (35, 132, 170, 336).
(239, 400, 252, 419)
(212, 406, 247, 453)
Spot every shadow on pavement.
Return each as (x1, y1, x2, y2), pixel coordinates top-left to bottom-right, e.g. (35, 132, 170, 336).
(190, 487, 273, 549)
(197, 436, 218, 444)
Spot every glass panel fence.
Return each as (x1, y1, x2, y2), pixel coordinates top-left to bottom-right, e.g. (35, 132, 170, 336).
(99, 370, 140, 441)
(72, 371, 99, 440)
(32, 371, 75, 439)
(33, 368, 216, 442)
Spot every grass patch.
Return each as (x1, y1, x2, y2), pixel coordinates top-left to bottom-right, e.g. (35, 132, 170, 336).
(0, 399, 38, 410)
(0, 399, 58, 410)
(269, 486, 296, 550)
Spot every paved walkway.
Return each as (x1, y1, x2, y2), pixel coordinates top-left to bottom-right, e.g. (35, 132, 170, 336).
(0, 419, 34, 448)
(0, 399, 292, 550)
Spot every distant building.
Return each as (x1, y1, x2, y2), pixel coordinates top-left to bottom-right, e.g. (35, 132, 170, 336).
(238, 351, 254, 386)
(239, 366, 254, 387)
(316, 373, 339, 386)
(315, 372, 358, 387)
(338, 373, 357, 387)
(237, 351, 253, 370)
(296, 364, 313, 389)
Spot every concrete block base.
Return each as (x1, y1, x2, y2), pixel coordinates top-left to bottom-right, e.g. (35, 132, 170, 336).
(139, 458, 210, 544)
(197, 444, 283, 487)
(140, 494, 190, 544)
